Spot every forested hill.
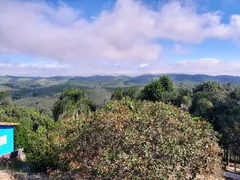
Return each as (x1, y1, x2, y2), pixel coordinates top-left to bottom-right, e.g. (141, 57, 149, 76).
(1, 74, 240, 85)
(127, 74, 240, 84)
(0, 74, 240, 111)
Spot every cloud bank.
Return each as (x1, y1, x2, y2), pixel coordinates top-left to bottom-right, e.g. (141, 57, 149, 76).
(0, 0, 240, 76)
(0, 58, 239, 76)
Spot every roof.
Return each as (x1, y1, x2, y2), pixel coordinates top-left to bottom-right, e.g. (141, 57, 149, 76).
(0, 122, 20, 126)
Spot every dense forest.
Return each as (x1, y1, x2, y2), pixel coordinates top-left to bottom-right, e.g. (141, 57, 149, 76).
(0, 75, 239, 179)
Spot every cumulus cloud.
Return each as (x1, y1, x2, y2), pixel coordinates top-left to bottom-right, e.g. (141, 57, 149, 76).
(0, 0, 240, 64)
(1, 0, 240, 77)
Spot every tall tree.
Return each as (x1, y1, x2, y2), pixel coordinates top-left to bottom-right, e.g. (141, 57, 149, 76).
(140, 76, 176, 103)
(159, 75, 174, 92)
(140, 79, 164, 102)
(52, 88, 93, 121)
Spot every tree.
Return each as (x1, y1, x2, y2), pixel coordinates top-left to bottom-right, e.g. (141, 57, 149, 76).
(111, 88, 124, 100)
(111, 88, 139, 100)
(182, 95, 192, 108)
(52, 88, 94, 121)
(194, 98, 213, 118)
(191, 81, 225, 118)
(0, 91, 8, 100)
(176, 87, 193, 108)
(193, 81, 225, 104)
(123, 88, 140, 100)
(0, 91, 12, 106)
(159, 75, 174, 92)
(140, 76, 176, 103)
(189, 82, 240, 170)
(214, 87, 240, 170)
(140, 79, 164, 102)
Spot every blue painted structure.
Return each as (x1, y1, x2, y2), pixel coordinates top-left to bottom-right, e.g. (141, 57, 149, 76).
(0, 125, 15, 156)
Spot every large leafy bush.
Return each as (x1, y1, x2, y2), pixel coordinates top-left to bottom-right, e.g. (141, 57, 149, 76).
(57, 99, 222, 179)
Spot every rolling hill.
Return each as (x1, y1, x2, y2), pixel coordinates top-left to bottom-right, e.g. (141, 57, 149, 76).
(1, 74, 239, 113)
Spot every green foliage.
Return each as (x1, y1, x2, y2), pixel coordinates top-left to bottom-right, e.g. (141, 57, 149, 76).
(140, 79, 164, 102)
(176, 87, 193, 107)
(1, 77, 239, 176)
(0, 91, 9, 100)
(123, 88, 140, 100)
(111, 87, 124, 100)
(213, 86, 240, 154)
(0, 104, 59, 171)
(194, 98, 213, 117)
(140, 76, 176, 103)
(52, 88, 94, 121)
(13, 96, 58, 117)
(0, 105, 39, 149)
(181, 95, 192, 107)
(190, 82, 240, 157)
(57, 99, 222, 179)
(0, 91, 12, 105)
(25, 120, 60, 171)
(159, 75, 174, 92)
(111, 87, 139, 100)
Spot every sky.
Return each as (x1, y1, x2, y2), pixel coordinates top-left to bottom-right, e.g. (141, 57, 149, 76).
(1, 0, 240, 77)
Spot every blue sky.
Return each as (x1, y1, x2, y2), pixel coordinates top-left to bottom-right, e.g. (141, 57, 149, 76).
(0, 0, 240, 76)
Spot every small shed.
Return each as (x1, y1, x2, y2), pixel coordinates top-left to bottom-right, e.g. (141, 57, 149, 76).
(0, 122, 19, 156)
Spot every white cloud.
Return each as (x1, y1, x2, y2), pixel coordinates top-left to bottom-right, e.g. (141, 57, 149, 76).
(139, 63, 149, 68)
(1, 0, 240, 77)
(229, 15, 240, 40)
(0, 0, 240, 64)
(0, 62, 68, 76)
(0, 0, 161, 62)
(174, 58, 240, 75)
(0, 58, 240, 76)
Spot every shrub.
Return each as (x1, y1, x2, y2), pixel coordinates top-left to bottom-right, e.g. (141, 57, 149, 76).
(57, 99, 222, 179)
(25, 120, 60, 171)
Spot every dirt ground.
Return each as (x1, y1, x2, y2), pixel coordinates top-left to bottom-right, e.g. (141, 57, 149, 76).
(0, 170, 49, 180)
(1, 167, 239, 180)
(0, 170, 14, 180)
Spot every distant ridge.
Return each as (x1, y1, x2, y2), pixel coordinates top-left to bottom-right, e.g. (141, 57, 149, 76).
(2, 73, 240, 84)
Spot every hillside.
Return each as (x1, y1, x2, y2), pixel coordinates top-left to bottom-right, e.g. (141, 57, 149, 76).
(1, 74, 240, 112)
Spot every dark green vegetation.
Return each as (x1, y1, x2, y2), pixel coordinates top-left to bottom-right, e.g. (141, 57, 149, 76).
(0, 74, 240, 178)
